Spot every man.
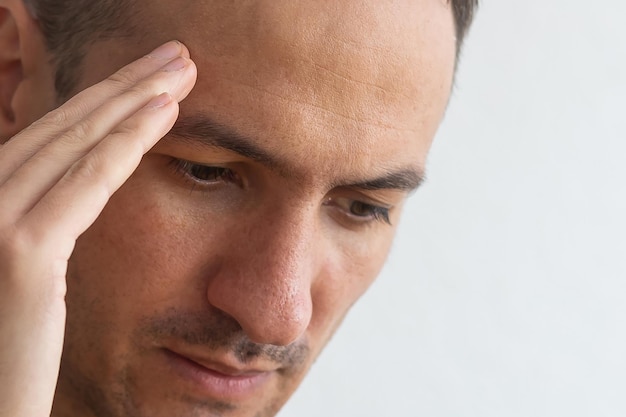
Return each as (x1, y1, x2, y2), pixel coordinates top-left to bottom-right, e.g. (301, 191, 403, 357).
(0, 1, 477, 416)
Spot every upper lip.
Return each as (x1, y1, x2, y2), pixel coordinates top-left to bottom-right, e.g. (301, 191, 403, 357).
(166, 348, 275, 377)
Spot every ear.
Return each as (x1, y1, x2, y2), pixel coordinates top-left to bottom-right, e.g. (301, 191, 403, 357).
(0, 0, 55, 143)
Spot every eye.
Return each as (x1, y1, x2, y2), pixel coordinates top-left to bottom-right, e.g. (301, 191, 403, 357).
(169, 158, 240, 188)
(325, 197, 392, 226)
(349, 201, 391, 224)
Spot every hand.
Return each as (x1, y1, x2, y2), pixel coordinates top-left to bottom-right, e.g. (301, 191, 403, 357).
(0, 40, 197, 417)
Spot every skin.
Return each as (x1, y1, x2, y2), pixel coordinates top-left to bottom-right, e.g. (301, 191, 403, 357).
(0, 1, 456, 417)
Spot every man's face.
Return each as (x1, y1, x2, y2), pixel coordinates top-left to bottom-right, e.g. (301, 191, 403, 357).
(50, 1, 456, 416)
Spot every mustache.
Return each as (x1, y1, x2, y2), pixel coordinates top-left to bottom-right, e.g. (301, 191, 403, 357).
(140, 308, 309, 370)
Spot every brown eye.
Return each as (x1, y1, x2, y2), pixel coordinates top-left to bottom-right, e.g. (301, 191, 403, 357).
(324, 197, 392, 226)
(349, 201, 391, 224)
(350, 201, 374, 216)
(188, 165, 232, 182)
(170, 159, 240, 187)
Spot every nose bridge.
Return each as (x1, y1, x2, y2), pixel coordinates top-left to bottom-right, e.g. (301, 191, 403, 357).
(206, 205, 316, 346)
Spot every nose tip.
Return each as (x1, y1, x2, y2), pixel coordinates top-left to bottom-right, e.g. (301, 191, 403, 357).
(207, 274, 313, 346)
(205, 217, 316, 346)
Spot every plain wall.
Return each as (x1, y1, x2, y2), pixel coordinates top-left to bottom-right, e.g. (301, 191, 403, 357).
(279, 1, 626, 416)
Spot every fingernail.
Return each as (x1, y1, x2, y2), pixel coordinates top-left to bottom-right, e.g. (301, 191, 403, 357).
(145, 92, 173, 109)
(148, 40, 182, 60)
(161, 56, 188, 72)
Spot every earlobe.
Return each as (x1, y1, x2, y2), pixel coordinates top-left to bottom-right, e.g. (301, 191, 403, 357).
(0, 6, 22, 139)
(0, 1, 54, 143)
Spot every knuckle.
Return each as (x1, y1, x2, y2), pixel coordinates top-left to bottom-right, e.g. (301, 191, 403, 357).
(0, 226, 34, 267)
(123, 83, 149, 102)
(64, 154, 114, 200)
(45, 108, 70, 126)
(29, 108, 70, 131)
(106, 67, 136, 90)
(66, 154, 102, 184)
(60, 117, 98, 146)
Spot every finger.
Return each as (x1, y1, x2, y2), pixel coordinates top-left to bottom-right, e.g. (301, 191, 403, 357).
(20, 93, 180, 243)
(0, 55, 196, 221)
(0, 40, 189, 179)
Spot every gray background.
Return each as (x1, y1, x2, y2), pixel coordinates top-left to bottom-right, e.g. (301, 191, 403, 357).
(279, 1, 626, 416)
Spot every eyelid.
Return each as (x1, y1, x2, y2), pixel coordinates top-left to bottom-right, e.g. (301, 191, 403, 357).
(167, 157, 393, 225)
(323, 196, 392, 226)
(168, 158, 242, 188)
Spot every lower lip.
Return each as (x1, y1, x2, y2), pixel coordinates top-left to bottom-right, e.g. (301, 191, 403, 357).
(162, 349, 272, 400)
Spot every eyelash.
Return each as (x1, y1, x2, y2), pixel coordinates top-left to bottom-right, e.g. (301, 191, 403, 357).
(354, 202, 391, 225)
(327, 199, 392, 226)
(169, 158, 391, 226)
(168, 158, 239, 188)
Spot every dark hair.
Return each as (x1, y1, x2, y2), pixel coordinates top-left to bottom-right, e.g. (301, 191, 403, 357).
(24, 0, 136, 99)
(25, 0, 478, 100)
(452, 0, 479, 53)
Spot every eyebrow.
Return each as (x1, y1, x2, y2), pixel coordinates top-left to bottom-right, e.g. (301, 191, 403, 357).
(344, 169, 424, 192)
(168, 115, 425, 192)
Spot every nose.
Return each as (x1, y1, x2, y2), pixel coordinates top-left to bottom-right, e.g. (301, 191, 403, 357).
(205, 209, 316, 346)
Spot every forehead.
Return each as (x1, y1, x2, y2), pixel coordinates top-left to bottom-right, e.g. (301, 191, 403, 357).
(100, 0, 455, 180)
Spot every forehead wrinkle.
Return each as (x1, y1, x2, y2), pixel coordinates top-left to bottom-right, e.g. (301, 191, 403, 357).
(254, 0, 452, 94)
(177, 2, 449, 131)
(214, 76, 418, 133)
(260, 32, 419, 104)
(263, 34, 423, 131)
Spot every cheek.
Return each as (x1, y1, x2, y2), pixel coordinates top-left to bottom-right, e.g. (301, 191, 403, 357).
(307, 226, 396, 346)
(69, 173, 218, 318)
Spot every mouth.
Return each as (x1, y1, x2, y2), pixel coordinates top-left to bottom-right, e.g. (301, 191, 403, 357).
(162, 348, 274, 401)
